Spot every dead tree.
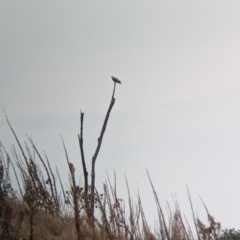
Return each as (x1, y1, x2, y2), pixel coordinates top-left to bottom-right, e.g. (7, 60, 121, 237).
(78, 77, 122, 219)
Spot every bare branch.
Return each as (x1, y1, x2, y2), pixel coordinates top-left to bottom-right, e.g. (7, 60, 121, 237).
(78, 111, 88, 195)
(91, 83, 117, 216)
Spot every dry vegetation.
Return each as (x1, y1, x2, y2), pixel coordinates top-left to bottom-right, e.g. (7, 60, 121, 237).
(0, 116, 228, 240)
(0, 82, 232, 239)
(0, 136, 223, 240)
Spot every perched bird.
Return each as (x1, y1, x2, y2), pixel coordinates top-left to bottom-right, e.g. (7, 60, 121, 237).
(111, 76, 122, 84)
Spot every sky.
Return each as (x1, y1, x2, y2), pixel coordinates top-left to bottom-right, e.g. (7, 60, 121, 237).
(1, 0, 240, 231)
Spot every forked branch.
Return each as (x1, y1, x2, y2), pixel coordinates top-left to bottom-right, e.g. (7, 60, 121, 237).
(78, 79, 121, 219)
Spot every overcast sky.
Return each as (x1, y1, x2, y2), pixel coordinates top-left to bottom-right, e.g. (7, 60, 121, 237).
(1, 0, 240, 230)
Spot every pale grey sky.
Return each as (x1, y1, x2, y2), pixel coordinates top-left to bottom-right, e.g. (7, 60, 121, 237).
(1, 0, 240, 230)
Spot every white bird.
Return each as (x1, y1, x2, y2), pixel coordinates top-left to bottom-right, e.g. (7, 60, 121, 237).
(111, 76, 122, 84)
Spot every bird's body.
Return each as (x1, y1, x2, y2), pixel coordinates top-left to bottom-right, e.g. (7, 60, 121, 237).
(111, 76, 122, 84)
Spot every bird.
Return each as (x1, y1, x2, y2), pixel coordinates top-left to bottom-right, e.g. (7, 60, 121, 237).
(111, 76, 122, 84)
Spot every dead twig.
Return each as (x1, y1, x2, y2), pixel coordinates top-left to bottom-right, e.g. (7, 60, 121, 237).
(90, 82, 118, 217)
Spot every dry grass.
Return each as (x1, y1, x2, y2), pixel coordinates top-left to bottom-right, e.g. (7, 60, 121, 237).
(0, 136, 224, 240)
(0, 111, 225, 239)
